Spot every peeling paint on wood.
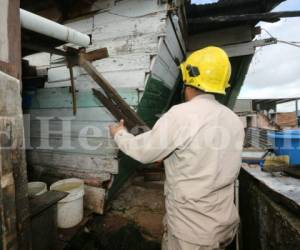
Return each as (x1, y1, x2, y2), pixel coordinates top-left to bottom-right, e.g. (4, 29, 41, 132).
(25, 0, 184, 207)
(27, 150, 118, 174)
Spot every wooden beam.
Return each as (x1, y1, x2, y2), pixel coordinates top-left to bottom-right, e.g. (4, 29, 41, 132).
(222, 38, 277, 57)
(0, 60, 17, 78)
(84, 48, 109, 62)
(68, 66, 77, 115)
(79, 56, 149, 133)
(22, 42, 67, 56)
(189, 11, 300, 25)
(188, 25, 254, 51)
(92, 89, 135, 129)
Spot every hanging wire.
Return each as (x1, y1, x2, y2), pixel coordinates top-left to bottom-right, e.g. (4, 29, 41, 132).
(261, 28, 300, 48)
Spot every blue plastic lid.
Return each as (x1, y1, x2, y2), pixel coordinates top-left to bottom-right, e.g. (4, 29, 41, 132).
(268, 130, 300, 139)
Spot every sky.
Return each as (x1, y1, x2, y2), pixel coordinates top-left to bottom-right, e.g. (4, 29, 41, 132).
(239, 0, 300, 100)
(191, 0, 300, 111)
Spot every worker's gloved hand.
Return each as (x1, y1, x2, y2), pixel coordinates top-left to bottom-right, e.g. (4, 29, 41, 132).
(109, 119, 125, 137)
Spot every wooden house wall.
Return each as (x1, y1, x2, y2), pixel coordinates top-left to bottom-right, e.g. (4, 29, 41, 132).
(0, 0, 31, 248)
(24, 0, 185, 203)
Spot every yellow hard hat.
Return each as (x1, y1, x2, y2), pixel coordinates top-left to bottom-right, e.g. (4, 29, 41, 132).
(180, 46, 231, 95)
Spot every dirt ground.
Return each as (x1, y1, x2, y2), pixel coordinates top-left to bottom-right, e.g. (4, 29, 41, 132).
(64, 177, 165, 250)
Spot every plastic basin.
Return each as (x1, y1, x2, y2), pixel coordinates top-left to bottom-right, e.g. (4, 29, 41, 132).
(28, 182, 47, 198)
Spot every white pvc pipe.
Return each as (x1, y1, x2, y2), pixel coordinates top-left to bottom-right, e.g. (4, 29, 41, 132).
(20, 9, 91, 47)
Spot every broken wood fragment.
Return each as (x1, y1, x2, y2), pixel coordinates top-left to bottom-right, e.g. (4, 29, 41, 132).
(84, 48, 109, 62)
(84, 185, 106, 214)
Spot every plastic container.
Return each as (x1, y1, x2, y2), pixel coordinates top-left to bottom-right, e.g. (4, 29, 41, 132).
(28, 182, 47, 198)
(268, 130, 300, 166)
(50, 178, 84, 228)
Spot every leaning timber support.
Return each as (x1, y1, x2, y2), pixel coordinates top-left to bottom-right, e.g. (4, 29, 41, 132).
(65, 47, 109, 115)
(78, 56, 149, 134)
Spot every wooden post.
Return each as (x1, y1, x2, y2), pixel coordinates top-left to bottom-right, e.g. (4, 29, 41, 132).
(0, 0, 32, 249)
(79, 56, 149, 133)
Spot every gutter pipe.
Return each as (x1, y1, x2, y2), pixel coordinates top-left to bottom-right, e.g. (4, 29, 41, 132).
(20, 9, 91, 47)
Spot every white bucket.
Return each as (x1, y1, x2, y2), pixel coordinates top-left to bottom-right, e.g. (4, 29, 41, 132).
(28, 182, 47, 198)
(50, 178, 84, 229)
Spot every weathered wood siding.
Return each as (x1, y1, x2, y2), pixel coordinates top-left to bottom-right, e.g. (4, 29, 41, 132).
(24, 0, 186, 207)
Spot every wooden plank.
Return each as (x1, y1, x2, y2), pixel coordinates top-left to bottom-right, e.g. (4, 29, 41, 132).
(45, 70, 146, 89)
(92, 53, 150, 74)
(92, 89, 139, 131)
(29, 163, 112, 183)
(0, 0, 9, 62)
(92, 9, 166, 42)
(1, 2, 31, 248)
(24, 87, 139, 108)
(27, 150, 118, 174)
(0, 117, 18, 250)
(29, 191, 68, 217)
(154, 38, 180, 88)
(24, 52, 51, 68)
(84, 48, 109, 62)
(108, 0, 167, 18)
(80, 57, 147, 128)
(28, 136, 118, 156)
(89, 33, 159, 56)
(78, 70, 146, 89)
(25, 107, 117, 122)
(164, 20, 185, 62)
(28, 120, 112, 138)
(0, 71, 22, 115)
(47, 54, 148, 85)
(167, 14, 186, 56)
(221, 39, 277, 58)
(151, 58, 177, 89)
(84, 186, 106, 214)
(7, 0, 21, 79)
(68, 66, 77, 115)
(275, 112, 297, 128)
(47, 66, 80, 83)
(188, 25, 253, 51)
(0, 60, 17, 78)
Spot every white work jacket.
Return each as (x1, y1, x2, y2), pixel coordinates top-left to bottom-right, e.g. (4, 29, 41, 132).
(114, 94, 245, 246)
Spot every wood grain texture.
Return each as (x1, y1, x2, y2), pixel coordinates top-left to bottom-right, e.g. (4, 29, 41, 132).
(0, 0, 9, 62)
(84, 185, 106, 214)
(29, 163, 112, 183)
(23, 87, 139, 108)
(0, 1, 31, 248)
(28, 136, 118, 156)
(27, 150, 118, 174)
(188, 25, 253, 51)
(0, 117, 18, 250)
(25, 107, 117, 122)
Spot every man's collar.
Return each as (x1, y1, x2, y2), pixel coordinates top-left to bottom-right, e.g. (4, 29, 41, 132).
(190, 94, 215, 102)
